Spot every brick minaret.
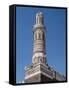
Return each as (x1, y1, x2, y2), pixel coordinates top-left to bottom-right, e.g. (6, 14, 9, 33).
(32, 12, 47, 65)
(24, 12, 65, 83)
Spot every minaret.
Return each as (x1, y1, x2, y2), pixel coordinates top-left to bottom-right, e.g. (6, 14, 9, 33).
(24, 12, 66, 83)
(32, 12, 47, 65)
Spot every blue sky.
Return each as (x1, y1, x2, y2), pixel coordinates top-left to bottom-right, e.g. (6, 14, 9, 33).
(16, 6, 66, 83)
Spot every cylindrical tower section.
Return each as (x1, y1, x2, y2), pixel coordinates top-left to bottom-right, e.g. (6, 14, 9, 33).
(32, 12, 47, 65)
(33, 30, 45, 53)
(36, 12, 44, 25)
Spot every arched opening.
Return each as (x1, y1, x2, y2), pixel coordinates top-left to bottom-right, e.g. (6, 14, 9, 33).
(34, 33, 37, 40)
(39, 33, 41, 39)
(43, 33, 45, 40)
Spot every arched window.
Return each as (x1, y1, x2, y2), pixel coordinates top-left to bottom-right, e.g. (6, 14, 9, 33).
(43, 33, 45, 40)
(38, 56, 42, 63)
(34, 33, 37, 40)
(39, 33, 41, 39)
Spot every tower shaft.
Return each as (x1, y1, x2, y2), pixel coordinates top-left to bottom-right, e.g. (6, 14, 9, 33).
(24, 12, 65, 84)
(32, 12, 47, 65)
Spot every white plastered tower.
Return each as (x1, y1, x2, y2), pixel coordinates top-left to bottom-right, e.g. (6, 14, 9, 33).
(32, 12, 47, 65)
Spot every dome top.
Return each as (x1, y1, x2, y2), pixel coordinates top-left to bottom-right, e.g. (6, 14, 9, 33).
(36, 12, 43, 17)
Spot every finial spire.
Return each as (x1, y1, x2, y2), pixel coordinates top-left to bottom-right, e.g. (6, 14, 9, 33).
(36, 12, 44, 25)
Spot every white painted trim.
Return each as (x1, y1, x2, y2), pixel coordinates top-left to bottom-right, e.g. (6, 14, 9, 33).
(25, 70, 53, 80)
(25, 63, 48, 71)
(32, 52, 46, 59)
(25, 71, 41, 79)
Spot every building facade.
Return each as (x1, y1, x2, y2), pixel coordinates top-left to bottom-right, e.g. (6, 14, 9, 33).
(24, 12, 65, 83)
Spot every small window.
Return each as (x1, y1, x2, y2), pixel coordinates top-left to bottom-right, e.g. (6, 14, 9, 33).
(43, 33, 44, 40)
(34, 33, 37, 40)
(38, 56, 42, 63)
(39, 33, 41, 39)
